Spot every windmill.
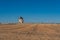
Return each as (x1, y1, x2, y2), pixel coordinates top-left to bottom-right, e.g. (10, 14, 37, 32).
(18, 16, 24, 24)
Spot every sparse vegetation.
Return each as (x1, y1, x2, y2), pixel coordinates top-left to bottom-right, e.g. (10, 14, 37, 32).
(0, 24, 60, 40)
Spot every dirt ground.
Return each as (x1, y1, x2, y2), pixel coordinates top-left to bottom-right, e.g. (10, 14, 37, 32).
(0, 24, 60, 40)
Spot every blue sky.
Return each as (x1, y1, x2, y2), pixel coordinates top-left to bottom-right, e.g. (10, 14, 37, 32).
(0, 0, 60, 23)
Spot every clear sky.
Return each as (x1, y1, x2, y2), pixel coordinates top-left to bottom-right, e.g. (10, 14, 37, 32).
(0, 0, 60, 23)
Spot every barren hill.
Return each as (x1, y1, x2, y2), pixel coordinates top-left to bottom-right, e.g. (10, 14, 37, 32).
(0, 24, 60, 40)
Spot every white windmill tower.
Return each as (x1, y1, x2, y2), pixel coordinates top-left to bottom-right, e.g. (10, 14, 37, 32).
(18, 16, 24, 24)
